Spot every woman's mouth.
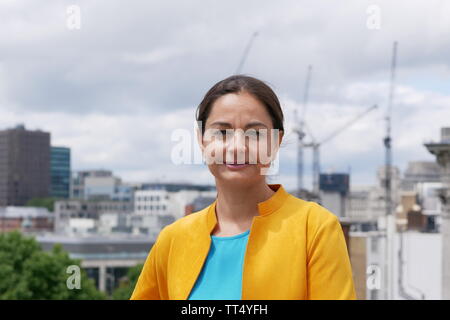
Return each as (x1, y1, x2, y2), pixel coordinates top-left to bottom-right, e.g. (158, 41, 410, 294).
(225, 163, 250, 170)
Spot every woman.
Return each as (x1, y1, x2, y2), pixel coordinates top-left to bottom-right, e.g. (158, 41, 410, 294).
(130, 75, 356, 300)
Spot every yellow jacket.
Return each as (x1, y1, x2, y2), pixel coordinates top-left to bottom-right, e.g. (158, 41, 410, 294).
(130, 184, 356, 300)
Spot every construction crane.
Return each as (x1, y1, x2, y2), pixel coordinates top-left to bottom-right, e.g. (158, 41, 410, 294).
(304, 104, 378, 195)
(235, 31, 259, 74)
(293, 65, 312, 197)
(384, 41, 397, 300)
(385, 41, 397, 217)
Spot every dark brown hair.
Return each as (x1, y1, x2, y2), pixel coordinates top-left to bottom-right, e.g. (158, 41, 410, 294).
(196, 75, 284, 135)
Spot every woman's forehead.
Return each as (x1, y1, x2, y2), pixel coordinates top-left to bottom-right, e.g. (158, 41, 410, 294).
(206, 92, 272, 125)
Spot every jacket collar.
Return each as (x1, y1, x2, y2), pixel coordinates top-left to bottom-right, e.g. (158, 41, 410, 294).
(205, 184, 289, 233)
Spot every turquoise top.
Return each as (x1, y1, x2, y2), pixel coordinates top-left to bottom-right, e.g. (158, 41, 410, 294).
(187, 229, 250, 300)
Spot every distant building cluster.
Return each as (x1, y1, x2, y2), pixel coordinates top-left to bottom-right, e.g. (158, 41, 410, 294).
(0, 124, 217, 237)
(318, 161, 442, 231)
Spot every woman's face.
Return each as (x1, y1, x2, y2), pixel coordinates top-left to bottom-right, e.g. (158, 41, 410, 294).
(198, 90, 283, 186)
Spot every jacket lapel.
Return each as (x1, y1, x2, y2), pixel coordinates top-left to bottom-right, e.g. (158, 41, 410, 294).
(176, 200, 218, 300)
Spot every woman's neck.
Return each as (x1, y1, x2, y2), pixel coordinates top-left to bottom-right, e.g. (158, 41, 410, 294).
(214, 180, 275, 227)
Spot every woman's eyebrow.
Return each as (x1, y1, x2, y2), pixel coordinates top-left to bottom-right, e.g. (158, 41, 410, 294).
(208, 121, 268, 129)
(245, 121, 268, 129)
(209, 121, 232, 127)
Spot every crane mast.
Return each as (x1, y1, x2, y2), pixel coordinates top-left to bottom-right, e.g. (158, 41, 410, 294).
(296, 65, 312, 197)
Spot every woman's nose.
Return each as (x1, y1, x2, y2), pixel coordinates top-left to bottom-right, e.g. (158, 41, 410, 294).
(225, 130, 247, 163)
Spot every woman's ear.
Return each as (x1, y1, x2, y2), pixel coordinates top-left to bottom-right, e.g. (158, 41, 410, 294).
(278, 130, 284, 147)
(196, 127, 205, 152)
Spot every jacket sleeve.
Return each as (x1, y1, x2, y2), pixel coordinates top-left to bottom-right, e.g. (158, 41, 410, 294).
(130, 226, 171, 300)
(306, 214, 357, 300)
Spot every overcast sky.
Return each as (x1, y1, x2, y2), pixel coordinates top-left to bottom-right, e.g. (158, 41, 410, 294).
(1, 0, 449, 192)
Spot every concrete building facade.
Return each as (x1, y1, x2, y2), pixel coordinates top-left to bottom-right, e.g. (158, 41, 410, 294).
(425, 127, 450, 300)
(0, 206, 54, 233)
(0, 124, 50, 206)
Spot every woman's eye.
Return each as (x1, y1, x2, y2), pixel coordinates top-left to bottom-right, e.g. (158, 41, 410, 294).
(246, 130, 264, 138)
(213, 129, 231, 137)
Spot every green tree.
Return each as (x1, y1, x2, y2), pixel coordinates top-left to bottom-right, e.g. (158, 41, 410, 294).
(0, 230, 106, 300)
(111, 263, 143, 300)
(25, 197, 57, 212)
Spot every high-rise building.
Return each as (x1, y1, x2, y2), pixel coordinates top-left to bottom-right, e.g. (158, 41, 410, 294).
(50, 146, 71, 199)
(319, 173, 350, 218)
(0, 124, 50, 206)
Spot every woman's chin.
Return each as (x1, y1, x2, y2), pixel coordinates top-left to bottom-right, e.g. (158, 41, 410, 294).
(217, 176, 255, 186)
(214, 166, 259, 183)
